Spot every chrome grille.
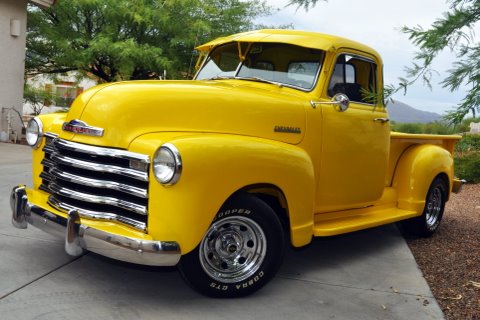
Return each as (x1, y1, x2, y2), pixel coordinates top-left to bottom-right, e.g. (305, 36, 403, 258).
(40, 133, 149, 231)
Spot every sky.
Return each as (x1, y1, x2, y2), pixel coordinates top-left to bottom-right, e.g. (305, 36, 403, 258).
(259, 0, 476, 115)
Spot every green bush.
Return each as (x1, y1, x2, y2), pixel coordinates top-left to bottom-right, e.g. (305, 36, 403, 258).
(455, 134, 480, 183)
(391, 121, 455, 134)
(391, 122, 424, 134)
(455, 134, 480, 153)
(391, 117, 480, 135)
(454, 117, 480, 133)
(455, 152, 480, 183)
(423, 121, 455, 134)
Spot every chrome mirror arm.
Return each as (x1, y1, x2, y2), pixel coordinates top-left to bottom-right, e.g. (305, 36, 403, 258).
(310, 93, 350, 112)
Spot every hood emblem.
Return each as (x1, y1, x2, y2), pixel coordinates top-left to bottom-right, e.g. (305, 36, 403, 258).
(62, 120, 104, 137)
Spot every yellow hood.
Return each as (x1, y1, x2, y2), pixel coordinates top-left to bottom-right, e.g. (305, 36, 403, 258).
(60, 80, 306, 149)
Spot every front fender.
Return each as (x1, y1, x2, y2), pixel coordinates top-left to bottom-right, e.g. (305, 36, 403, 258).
(129, 133, 315, 254)
(392, 144, 453, 214)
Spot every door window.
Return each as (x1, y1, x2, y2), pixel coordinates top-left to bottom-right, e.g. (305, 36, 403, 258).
(327, 54, 377, 104)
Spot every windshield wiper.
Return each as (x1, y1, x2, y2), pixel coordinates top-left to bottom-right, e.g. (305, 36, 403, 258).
(234, 76, 284, 88)
(207, 76, 284, 88)
(207, 76, 236, 80)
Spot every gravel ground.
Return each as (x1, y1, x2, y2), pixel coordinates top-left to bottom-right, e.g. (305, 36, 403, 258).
(405, 184, 480, 320)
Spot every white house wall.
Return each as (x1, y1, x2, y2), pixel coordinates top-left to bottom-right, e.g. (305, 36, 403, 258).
(0, 0, 28, 139)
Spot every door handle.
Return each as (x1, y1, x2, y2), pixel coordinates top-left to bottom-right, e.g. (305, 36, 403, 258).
(373, 118, 390, 123)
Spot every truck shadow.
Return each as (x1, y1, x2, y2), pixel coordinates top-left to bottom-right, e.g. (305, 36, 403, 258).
(2, 223, 429, 320)
(80, 223, 408, 300)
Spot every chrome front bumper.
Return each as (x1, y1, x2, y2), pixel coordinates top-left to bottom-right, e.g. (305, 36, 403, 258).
(11, 185, 181, 266)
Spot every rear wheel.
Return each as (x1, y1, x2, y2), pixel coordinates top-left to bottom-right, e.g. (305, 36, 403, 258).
(178, 193, 285, 297)
(400, 177, 447, 237)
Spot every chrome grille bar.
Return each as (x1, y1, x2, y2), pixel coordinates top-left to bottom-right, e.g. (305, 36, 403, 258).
(47, 182, 147, 215)
(48, 196, 147, 231)
(42, 167, 148, 198)
(53, 138, 149, 163)
(41, 158, 56, 168)
(40, 133, 150, 232)
(49, 151, 148, 182)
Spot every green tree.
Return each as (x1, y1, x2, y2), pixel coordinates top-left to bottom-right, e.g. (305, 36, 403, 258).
(23, 83, 56, 116)
(26, 0, 272, 82)
(402, 0, 480, 124)
(289, 0, 479, 125)
(287, 0, 326, 10)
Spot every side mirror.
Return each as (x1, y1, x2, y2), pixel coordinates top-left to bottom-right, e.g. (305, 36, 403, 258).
(332, 93, 350, 112)
(310, 93, 350, 112)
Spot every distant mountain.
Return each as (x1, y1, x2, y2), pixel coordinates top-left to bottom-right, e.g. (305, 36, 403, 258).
(386, 100, 442, 123)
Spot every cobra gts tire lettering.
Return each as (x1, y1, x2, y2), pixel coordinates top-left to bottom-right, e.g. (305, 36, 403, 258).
(210, 282, 228, 291)
(235, 271, 264, 290)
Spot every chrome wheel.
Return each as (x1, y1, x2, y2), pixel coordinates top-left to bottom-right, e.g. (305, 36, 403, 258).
(178, 193, 285, 297)
(397, 177, 447, 237)
(199, 216, 267, 283)
(425, 186, 443, 229)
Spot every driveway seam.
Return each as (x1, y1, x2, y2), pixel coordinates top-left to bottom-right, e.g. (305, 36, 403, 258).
(0, 254, 87, 301)
(0, 232, 62, 244)
(277, 274, 435, 299)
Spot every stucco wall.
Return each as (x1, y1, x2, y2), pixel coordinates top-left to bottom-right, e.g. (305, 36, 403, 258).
(0, 0, 28, 140)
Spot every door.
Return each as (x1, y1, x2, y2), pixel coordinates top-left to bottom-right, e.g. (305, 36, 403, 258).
(316, 52, 390, 213)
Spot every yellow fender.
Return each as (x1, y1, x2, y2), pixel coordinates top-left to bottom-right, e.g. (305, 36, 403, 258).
(130, 133, 315, 254)
(392, 144, 453, 214)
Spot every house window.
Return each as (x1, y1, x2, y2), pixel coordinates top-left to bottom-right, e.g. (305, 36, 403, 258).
(46, 82, 83, 108)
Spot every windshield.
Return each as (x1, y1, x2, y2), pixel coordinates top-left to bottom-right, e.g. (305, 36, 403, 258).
(195, 42, 325, 91)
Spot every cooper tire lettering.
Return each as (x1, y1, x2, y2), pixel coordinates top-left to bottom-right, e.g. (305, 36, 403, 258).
(217, 208, 252, 219)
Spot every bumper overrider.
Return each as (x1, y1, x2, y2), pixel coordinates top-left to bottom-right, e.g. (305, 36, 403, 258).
(11, 185, 181, 266)
(452, 178, 466, 194)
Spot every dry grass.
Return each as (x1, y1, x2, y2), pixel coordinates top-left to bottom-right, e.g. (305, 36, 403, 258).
(406, 184, 480, 320)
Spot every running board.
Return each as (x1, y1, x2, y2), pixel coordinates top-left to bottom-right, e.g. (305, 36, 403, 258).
(313, 206, 419, 237)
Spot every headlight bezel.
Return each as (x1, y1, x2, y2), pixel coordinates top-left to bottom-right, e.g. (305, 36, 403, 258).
(153, 143, 182, 185)
(26, 117, 43, 149)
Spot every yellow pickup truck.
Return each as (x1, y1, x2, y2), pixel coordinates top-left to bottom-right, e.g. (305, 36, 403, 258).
(11, 29, 464, 297)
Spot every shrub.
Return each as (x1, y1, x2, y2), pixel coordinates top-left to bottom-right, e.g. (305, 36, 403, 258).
(391, 121, 455, 135)
(454, 117, 480, 133)
(423, 121, 455, 134)
(455, 134, 480, 153)
(455, 152, 480, 183)
(391, 117, 480, 135)
(392, 122, 423, 134)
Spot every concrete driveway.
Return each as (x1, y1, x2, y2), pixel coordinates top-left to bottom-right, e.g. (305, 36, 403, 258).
(0, 142, 444, 320)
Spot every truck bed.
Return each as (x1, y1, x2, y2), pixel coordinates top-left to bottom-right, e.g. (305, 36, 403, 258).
(387, 132, 461, 186)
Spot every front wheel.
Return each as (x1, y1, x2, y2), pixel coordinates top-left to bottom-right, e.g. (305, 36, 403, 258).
(178, 193, 285, 297)
(399, 177, 448, 237)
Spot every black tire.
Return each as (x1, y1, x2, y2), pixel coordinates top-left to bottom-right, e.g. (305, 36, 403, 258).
(178, 193, 285, 298)
(399, 177, 447, 237)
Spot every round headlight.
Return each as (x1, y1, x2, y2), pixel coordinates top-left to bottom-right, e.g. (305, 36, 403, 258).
(26, 117, 43, 149)
(153, 143, 182, 185)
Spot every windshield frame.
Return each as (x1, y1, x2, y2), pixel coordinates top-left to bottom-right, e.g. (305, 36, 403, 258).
(194, 42, 325, 92)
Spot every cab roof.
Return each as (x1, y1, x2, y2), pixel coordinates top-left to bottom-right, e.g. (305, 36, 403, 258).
(196, 29, 381, 60)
